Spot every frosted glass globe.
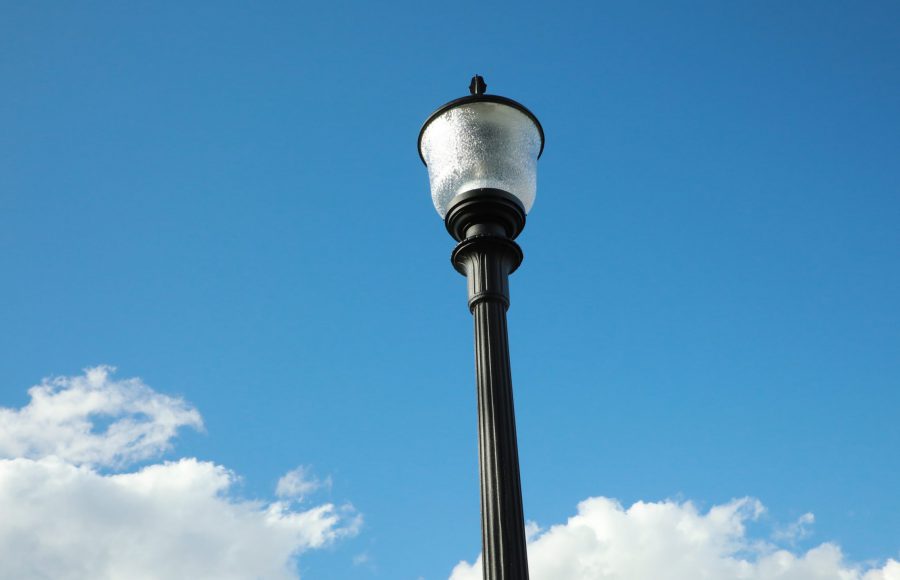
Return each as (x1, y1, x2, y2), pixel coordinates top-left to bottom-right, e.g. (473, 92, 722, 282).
(420, 100, 542, 218)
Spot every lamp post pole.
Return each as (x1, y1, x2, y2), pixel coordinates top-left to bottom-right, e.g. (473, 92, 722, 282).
(419, 76, 544, 580)
(448, 190, 530, 580)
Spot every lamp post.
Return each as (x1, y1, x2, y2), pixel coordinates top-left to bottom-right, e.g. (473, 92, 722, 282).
(418, 76, 544, 580)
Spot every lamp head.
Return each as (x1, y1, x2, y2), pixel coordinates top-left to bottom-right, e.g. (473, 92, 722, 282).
(418, 76, 544, 219)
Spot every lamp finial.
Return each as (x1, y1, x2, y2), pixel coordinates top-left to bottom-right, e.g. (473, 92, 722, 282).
(469, 75, 487, 96)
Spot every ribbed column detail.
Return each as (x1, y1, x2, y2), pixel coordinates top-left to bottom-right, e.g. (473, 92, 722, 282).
(452, 234, 530, 580)
(472, 298, 529, 580)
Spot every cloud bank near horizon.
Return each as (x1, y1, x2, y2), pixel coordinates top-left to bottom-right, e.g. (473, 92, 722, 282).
(449, 496, 900, 580)
(4, 366, 899, 580)
(0, 366, 359, 580)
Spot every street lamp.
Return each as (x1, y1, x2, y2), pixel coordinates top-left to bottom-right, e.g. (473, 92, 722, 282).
(419, 75, 544, 580)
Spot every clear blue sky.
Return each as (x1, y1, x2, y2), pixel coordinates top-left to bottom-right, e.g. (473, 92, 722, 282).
(2, 1, 898, 578)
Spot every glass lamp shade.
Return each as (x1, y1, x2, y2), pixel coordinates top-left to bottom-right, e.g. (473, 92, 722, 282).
(419, 99, 543, 218)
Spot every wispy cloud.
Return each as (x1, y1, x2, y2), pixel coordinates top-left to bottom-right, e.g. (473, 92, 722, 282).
(277, 465, 332, 501)
(772, 512, 816, 545)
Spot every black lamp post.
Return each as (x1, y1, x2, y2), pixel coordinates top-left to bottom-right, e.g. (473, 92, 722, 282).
(419, 76, 544, 580)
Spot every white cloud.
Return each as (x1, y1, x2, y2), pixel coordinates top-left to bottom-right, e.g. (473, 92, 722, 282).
(773, 512, 816, 545)
(277, 465, 332, 501)
(449, 497, 900, 580)
(0, 365, 202, 468)
(0, 367, 360, 580)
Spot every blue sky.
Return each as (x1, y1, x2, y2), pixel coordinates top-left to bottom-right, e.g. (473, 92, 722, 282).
(1, 1, 899, 579)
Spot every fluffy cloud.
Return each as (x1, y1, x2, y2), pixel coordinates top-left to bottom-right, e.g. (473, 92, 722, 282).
(449, 497, 900, 580)
(0, 365, 202, 467)
(0, 367, 359, 580)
